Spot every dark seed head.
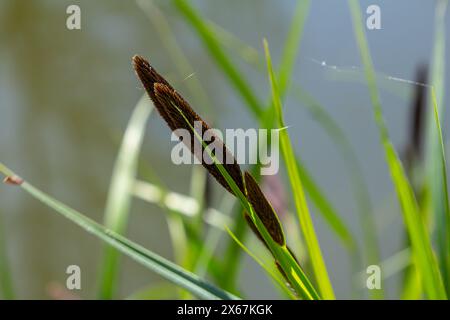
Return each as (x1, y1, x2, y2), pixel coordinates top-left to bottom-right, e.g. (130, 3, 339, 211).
(132, 55, 245, 196)
(410, 65, 428, 158)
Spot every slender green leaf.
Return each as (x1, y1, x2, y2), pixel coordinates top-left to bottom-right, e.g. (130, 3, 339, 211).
(0, 163, 237, 300)
(264, 39, 335, 299)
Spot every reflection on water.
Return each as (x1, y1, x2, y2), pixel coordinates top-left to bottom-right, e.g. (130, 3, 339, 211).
(0, 0, 447, 298)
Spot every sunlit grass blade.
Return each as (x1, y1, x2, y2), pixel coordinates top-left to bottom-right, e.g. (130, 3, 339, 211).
(278, 0, 310, 97)
(0, 212, 14, 299)
(98, 95, 153, 299)
(425, 0, 449, 295)
(348, 0, 447, 299)
(264, 39, 335, 299)
(430, 88, 450, 295)
(0, 163, 237, 300)
(172, 0, 263, 116)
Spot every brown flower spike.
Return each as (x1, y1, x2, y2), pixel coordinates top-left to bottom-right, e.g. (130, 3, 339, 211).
(132, 55, 245, 196)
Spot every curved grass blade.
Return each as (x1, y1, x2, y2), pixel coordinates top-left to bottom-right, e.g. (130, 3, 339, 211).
(348, 0, 447, 299)
(98, 95, 153, 299)
(0, 163, 237, 300)
(264, 39, 335, 299)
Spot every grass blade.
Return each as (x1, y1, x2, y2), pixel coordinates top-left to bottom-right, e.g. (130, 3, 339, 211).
(0, 163, 237, 300)
(348, 0, 447, 299)
(264, 39, 335, 299)
(98, 95, 153, 299)
(431, 88, 450, 295)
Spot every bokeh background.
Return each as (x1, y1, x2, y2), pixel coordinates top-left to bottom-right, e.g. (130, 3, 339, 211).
(0, 0, 449, 299)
